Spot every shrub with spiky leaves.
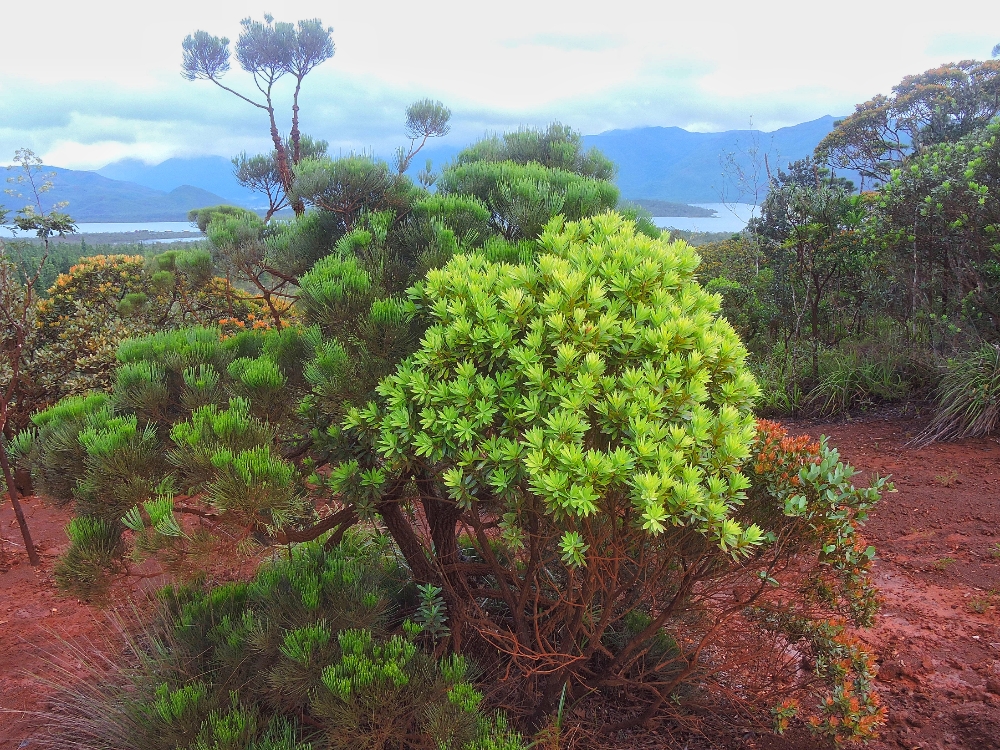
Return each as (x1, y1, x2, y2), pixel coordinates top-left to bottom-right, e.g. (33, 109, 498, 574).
(28, 326, 314, 594)
(27, 393, 109, 501)
(42, 535, 525, 750)
(436, 161, 619, 242)
(453, 123, 616, 182)
(336, 213, 761, 707)
(331, 213, 887, 733)
(21, 252, 266, 426)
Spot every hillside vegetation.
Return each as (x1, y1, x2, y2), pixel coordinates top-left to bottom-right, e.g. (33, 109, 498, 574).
(4, 22, 998, 748)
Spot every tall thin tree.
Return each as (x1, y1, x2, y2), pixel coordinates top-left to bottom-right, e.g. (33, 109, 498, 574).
(182, 16, 335, 215)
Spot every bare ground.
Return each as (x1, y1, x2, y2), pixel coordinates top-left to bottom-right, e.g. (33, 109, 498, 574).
(1, 414, 998, 749)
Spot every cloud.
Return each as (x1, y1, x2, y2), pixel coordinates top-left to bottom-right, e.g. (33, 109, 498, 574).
(0, 0, 995, 169)
(502, 33, 626, 51)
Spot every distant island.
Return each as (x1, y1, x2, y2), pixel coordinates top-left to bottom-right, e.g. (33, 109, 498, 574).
(627, 199, 717, 217)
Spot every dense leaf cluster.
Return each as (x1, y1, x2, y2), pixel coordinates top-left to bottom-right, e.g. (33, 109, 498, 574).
(44, 534, 524, 750)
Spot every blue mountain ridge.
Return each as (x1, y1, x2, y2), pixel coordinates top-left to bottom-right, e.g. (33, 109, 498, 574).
(582, 115, 856, 203)
(1, 167, 233, 224)
(395, 116, 854, 204)
(14, 117, 852, 224)
(97, 156, 261, 207)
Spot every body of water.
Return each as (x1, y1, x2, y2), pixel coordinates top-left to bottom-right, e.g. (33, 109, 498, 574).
(72, 221, 199, 234)
(653, 203, 758, 234)
(0, 221, 200, 238)
(2, 210, 757, 240)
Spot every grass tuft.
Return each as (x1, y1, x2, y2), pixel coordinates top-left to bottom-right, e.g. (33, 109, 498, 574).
(913, 343, 1000, 446)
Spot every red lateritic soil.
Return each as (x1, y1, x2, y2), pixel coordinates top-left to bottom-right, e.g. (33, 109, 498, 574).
(0, 497, 135, 749)
(784, 416, 1000, 750)
(1, 414, 999, 749)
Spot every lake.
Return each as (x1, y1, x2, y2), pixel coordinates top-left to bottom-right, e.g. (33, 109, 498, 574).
(0, 221, 201, 239)
(0, 210, 757, 242)
(653, 203, 758, 233)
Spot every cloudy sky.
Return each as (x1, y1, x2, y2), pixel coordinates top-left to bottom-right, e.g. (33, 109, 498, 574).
(1, 0, 997, 169)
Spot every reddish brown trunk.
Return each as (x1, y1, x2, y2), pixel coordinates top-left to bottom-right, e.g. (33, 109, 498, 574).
(290, 78, 303, 165)
(0, 439, 39, 566)
(264, 101, 301, 217)
(376, 485, 436, 584)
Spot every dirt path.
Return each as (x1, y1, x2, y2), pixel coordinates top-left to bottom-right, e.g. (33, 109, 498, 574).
(785, 416, 1000, 750)
(0, 498, 134, 750)
(1, 416, 998, 749)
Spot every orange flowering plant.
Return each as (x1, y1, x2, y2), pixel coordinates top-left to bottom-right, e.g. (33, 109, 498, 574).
(746, 420, 889, 744)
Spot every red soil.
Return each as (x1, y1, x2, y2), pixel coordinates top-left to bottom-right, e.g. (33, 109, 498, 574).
(786, 416, 1000, 750)
(1, 414, 998, 749)
(0, 497, 131, 749)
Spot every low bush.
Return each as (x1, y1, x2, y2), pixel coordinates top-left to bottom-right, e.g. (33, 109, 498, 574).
(804, 349, 910, 416)
(24, 326, 308, 598)
(333, 215, 888, 741)
(42, 534, 525, 750)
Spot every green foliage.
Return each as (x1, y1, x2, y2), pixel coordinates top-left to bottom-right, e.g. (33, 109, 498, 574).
(803, 349, 910, 416)
(29, 324, 315, 591)
(355, 213, 761, 550)
(206, 445, 297, 522)
(454, 122, 616, 182)
(234, 135, 331, 220)
(53, 516, 122, 597)
(189, 205, 257, 233)
(412, 194, 491, 246)
(396, 99, 452, 177)
(169, 399, 274, 491)
(411, 583, 450, 643)
(297, 252, 373, 326)
(914, 342, 1000, 444)
(329, 213, 856, 717)
(876, 122, 1000, 336)
(44, 536, 524, 750)
(818, 59, 1000, 184)
(291, 155, 416, 230)
(28, 393, 108, 501)
(3, 148, 76, 239)
(436, 160, 619, 241)
(3, 238, 97, 293)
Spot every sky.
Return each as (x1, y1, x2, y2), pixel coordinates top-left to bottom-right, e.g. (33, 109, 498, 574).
(1, 0, 997, 170)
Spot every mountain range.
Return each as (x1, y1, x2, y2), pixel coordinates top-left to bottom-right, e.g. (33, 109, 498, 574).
(583, 115, 855, 203)
(397, 115, 853, 204)
(8, 116, 849, 223)
(96, 156, 261, 208)
(3, 167, 231, 223)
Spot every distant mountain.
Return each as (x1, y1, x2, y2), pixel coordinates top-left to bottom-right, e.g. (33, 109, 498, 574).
(403, 118, 852, 205)
(4, 167, 232, 223)
(97, 156, 260, 208)
(583, 115, 857, 203)
(51, 116, 851, 222)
